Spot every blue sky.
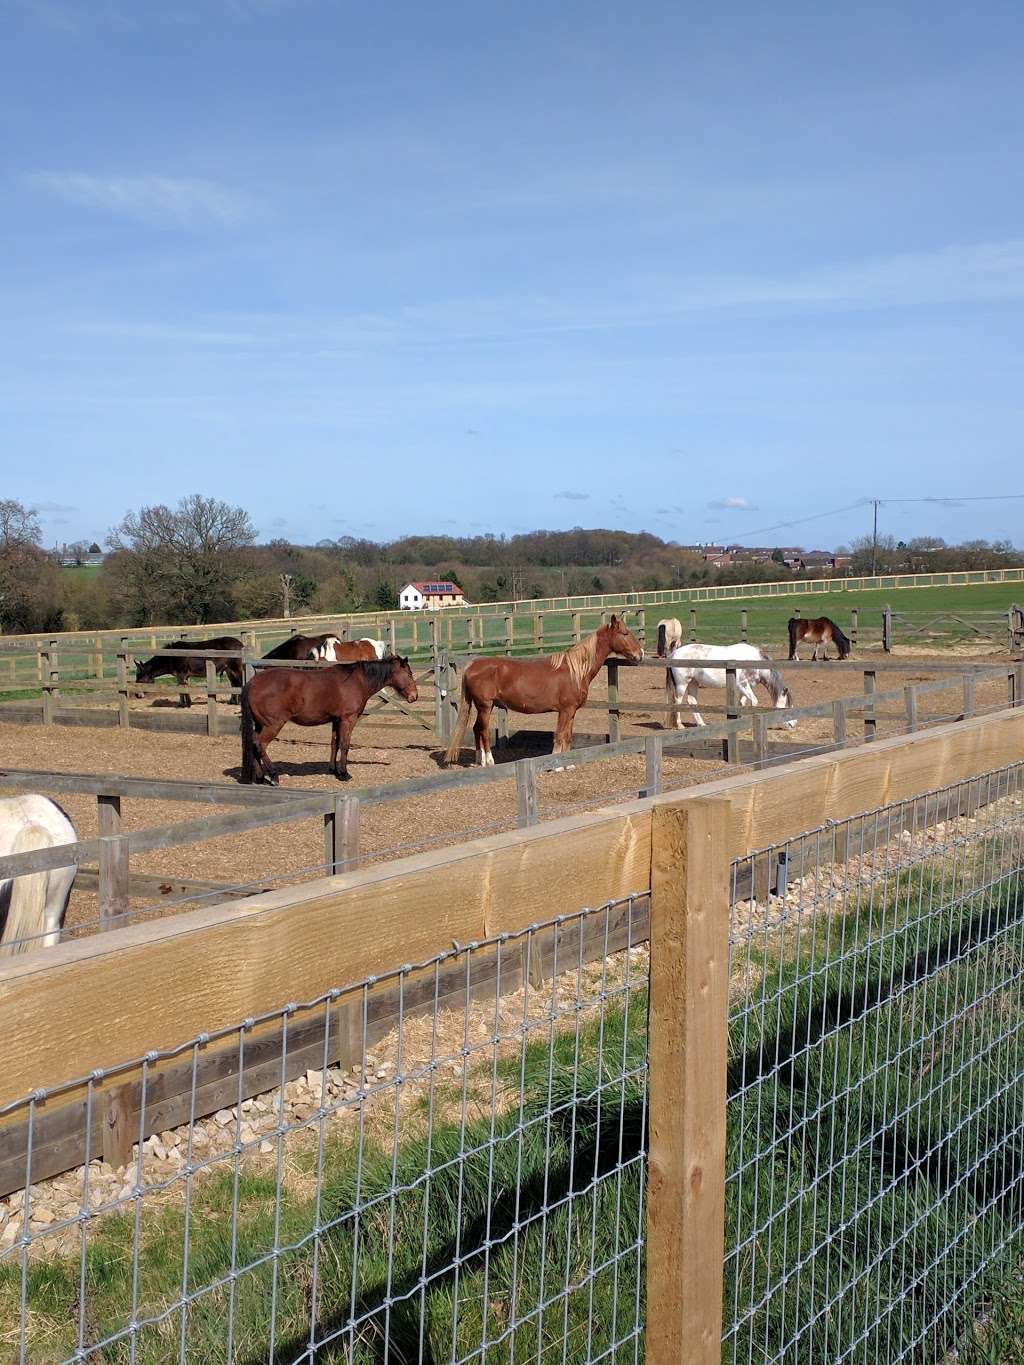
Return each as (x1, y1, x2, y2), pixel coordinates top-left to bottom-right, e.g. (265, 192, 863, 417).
(2, 0, 1023, 550)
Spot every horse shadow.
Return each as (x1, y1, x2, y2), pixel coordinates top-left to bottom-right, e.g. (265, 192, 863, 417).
(222, 757, 391, 783)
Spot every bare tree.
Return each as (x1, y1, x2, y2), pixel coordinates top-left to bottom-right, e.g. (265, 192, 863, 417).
(0, 498, 61, 632)
(107, 494, 257, 624)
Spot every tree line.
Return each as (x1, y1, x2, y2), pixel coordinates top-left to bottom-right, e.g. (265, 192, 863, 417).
(0, 495, 1019, 634)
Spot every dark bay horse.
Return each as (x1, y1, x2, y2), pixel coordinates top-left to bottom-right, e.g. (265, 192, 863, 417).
(443, 615, 644, 767)
(788, 616, 851, 661)
(262, 634, 385, 662)
(134, 637, 244, 706)
(240, 656, 418, 784)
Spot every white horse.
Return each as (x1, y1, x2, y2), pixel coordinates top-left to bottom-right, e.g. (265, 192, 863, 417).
(0, 795, 77, 958)
(654, 617, 684, 658)
(665, 642, 797, 729)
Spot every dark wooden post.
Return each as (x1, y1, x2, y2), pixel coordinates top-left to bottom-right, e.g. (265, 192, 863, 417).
(504, 613, 513, 655)
(205, 659, 219, 737)
(850, 608, 859, 646)
(724, 666, 739, 763)
(740, 608, 748, 642)
(689, 608, 697, 642)
(883, 605, 893, 653)
(863, 670, 876, 740)
(102, 1083, 135, 1170)
(607, 661, 621, 743)
(324, 796, 360, 874)
(117, 643, 130, 729)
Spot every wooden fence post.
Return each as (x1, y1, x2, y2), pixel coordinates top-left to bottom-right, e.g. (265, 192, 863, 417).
(388, 618, 397, 655)
(571, 611, 581, 644)
(752, 710, 768, 768)
(40, 648, 53, 725)
(647, 798, 730, 1365)
(637, 607, 646, 648)
(740, 608, 748, 642)
(98, 833, 130, 924)
(205, 659, 220, 738)
(883, 605, 893, 653)
(607, 661, 620, 743)
(724, 667, 739, 764)
(102, 1083, 135, 1170)
(850, 608, 859, 646)
(905, 685, 919, 734)
(323, 796, 360, 874)
(515, 761, 539, 827)
(833, 698, 847, 749)
(962, 671, 976, 720)
(534, 612, 543, 652)
(117, 645, 130, 729)
(863, 670, 876, 741)
(504, 614, 513, 655)
(689, 608, 698, 643)
(1009, 669, 1018, 711)
(644, 734, 663, 797)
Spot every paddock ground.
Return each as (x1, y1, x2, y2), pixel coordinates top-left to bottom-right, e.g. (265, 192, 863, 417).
(0, 650, 1010, 940)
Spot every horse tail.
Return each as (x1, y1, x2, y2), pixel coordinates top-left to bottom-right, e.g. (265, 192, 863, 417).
(0, 824, 52, 959)
(240, 684, 255, 783)
(831, 621, 852, 658)
(657, 622, 667, 657)
(443, 675, 473, 765)
(787, 617, 799, 660)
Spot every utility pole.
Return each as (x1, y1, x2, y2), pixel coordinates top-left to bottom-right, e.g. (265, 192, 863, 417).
(280, 572, 293, 618)
(870, 500, 881, 575)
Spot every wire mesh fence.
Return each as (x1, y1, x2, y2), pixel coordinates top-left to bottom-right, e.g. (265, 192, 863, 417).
(725, 762, 1024, 1364)
(0, 895, 650, 1363)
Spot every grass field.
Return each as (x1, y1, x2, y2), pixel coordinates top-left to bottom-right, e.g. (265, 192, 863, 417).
(5, 853, 1023, 1363)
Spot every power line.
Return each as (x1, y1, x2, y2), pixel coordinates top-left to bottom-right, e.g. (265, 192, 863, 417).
(724, 494, 1024, 545)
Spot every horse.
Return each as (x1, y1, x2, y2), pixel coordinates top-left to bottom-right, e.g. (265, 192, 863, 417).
(134, 637, 244, 706)
(0, 795, 77, 958)
(240, 656, 418, 785)
(654, 618, 684, 657)
(665, 642, 796, 729)
(787, 616, 851, 661)
(443, 615, 644, 767)
(262, 634, 386, 662)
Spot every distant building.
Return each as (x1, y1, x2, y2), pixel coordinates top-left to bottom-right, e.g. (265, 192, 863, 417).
(399, 580, 466, 611)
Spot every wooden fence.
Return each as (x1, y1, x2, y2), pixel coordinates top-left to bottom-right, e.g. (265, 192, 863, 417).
(0, 660, 1020, 935)
(0, 705, 1022, 1256)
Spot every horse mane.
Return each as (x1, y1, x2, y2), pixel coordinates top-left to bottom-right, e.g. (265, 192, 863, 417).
(549, 631, 601, 690)
(334, 658, 398, 690)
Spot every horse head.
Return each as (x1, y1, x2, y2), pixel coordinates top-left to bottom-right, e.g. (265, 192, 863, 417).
(133, 658, 155, 698)
(605, 614, 644, 662)
(387, 656, 419, 702)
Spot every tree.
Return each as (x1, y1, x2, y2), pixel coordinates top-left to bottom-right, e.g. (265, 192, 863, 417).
(0, 499, 62, 632)
(106, 494, 257, 624)
(88, 542, 102, 555)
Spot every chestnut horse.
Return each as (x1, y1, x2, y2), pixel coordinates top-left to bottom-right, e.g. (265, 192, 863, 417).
(263, 634, 385, 662)
(788, 616, 851, 661)
(443, 615, 644, 767)
(655, 617, 684, 657)
(240, 656, 418, 784)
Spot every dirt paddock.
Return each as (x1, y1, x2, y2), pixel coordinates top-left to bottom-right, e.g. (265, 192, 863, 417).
(0, 651, 1011, 941)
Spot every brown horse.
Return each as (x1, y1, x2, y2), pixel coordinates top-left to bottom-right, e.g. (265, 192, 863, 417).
(262, 634, 385, 662)
(134, 637, 244, 706)
(443, 615, 644, 767)
(240, 656, 418, 784)
(788, 616, 851, 661)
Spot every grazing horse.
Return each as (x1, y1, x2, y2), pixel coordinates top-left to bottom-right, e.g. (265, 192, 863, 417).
(665, 642, 796, 729)
(787, 616, 851, 661)
(262, 634, 386, 662)
(655, 617, 684, 657)
(134, 637, 244, 706)
(443, 615, 644, 767)
(0, 795, 77, 958)
(240, 656, 418, 784)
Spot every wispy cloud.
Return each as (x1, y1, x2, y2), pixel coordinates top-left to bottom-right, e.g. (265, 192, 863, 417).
(554, 490, 590, 501)
(269, 516, 288, 528)
(708, 496, 758, 511)
(32, 500, 78, 514)
(28, 173, 250, 226)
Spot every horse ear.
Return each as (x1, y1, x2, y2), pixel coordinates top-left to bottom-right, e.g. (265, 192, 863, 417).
(609, 613, 619, 626)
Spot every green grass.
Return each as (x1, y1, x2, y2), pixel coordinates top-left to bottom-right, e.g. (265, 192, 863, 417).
(5, 853, 1024, 1361)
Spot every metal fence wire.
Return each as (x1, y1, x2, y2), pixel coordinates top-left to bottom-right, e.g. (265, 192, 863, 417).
(0, 895, 650, 1364)
(725, 762, 1024, 1365)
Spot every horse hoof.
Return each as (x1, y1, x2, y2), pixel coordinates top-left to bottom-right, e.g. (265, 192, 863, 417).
(335, 771, 351, 782)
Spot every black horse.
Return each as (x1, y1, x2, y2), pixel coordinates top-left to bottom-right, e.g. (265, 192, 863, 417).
(134, 637, 244, 707)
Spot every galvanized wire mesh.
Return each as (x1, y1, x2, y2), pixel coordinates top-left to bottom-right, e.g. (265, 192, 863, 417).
(0, 895, 650, 1363)
(725, 762, 1024, 1364)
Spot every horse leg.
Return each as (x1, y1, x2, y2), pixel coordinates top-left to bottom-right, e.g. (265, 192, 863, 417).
(474, 700, 494, 767)
(334, 716, 356, 780)
(551, 708, 577, 770)
(685, 682, 705, 726)
(666, 673, 684, 730)
(254, 718, 285, 785)
(178, 670, 191, 708)
(330, 719, 340, 776)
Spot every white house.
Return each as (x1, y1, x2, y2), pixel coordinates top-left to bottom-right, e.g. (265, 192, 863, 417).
(399, 580, 466, 611)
